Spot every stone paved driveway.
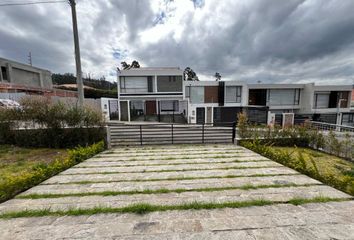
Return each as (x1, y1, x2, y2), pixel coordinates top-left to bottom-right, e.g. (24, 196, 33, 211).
(0, 144, 353, 239)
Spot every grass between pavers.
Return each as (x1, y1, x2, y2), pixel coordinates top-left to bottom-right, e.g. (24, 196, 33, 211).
(42, 173, 301, 185)
(63, 165, 283, 175)
(17, 183, 321, 199)
(0, 197, 351, 219)
(95, 151, 244, 158)
(92, 154, 260, 162)
(106, 146, 243, 154)
(74, 159, 271, 168)
(0, 142, 105, 203)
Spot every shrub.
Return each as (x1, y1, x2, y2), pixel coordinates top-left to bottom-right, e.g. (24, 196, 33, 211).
(240, 140, 354, 196)
(0, 141, 105, 203)
(237, 111, 249, 139)
(0, 96, 105, 148)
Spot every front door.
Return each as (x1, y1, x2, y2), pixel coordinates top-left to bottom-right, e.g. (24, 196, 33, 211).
(196, 107, 205, 124)
(145, 100, 156, 115)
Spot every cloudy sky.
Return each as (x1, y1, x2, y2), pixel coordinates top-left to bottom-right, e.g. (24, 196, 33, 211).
(1, 0, 354, 84)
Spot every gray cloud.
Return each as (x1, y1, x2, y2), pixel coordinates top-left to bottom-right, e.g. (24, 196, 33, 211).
(0, 0, 354, 84)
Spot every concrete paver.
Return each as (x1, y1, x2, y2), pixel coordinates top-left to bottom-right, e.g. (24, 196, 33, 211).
(0, 144, 353, 240)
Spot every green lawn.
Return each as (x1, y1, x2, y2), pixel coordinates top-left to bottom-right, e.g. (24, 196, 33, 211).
(272, 146, 354, 194)
(0, 145, 67, 186)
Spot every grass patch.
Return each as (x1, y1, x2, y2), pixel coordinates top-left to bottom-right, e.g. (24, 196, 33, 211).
(241, 142, 354, 196)
(43, 173, 301, 185)
(0, 142, 105, 203)
(63, 165, 282, 175)
(0, 145, 67, 183)
(0, 197, 350, 219)
(17, 183, 319, 199)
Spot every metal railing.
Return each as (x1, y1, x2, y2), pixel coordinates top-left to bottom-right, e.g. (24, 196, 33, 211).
(309, 121, 354, 133)
(108, 122, 236, 146)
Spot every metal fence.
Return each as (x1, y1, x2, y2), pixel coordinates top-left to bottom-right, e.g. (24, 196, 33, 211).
(309, 121, 354, 133)
(108, 122, 236, 146)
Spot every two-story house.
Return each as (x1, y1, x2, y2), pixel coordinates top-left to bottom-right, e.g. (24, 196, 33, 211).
(185, 81, 248, 124)
(116, 66, 353, 126)
(118, 67, 187, 122)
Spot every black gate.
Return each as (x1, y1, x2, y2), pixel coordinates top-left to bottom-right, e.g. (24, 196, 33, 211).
(108, 122, 236, 146)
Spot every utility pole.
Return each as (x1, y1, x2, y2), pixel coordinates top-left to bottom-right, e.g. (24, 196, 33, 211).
(68, 0, 84, 106)
(28, 51, 32, 66)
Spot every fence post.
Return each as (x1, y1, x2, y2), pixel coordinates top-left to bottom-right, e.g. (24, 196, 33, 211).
(202, 123, 205, 144)
(171, 124, 174, 144)
(139, 125, 143, 146)
(232, 121, 236, 144)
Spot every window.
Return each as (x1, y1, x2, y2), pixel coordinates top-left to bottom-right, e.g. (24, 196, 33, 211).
(147, 76, 153, 92)
(339, 92, 349, 108)
(157, 76, 182, 92)
(120, 77, 125, 89)
(294, 89, 300, 105)
(160, 100, 179, 112)
(268, 89, 300, 106)
(225, 86, 242, 103)
(1, 66, 8, 81)
(120, 76, 148, 93)
(190, 86, 204, 103)
(314, 92, 330, 109)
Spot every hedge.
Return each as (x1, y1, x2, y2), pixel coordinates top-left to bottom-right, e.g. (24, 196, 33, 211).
(240, 140, 354, 196)
(0, 141, 105, 203)
(0, 127, 106, 148)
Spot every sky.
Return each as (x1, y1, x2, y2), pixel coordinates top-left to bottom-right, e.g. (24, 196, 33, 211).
(1, 0, 354, 85)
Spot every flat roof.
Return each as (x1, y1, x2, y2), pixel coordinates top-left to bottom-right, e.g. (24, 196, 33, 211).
(119, 67, 183, 76)
(0, 57, 50, 72)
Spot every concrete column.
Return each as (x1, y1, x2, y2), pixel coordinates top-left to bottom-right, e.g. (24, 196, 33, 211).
(6, 63, 12, 83)
(39, 72, 44, 88)
(154, 75, 157, 92)
(128, 100, 131, 122)
(336, 113, 342, 125)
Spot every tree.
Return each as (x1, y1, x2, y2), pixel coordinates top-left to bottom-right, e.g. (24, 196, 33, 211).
(130, 60, 140, 68)
(214, 72, 221, 81)
(121, 61, 130, 70)
(120, 60, 141, 70)
(183, 67, 199, 81)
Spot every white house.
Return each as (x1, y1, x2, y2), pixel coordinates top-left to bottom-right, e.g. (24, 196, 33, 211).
(114, 66, 353, 126)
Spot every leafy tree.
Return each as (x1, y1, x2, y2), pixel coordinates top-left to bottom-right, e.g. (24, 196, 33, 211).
(121, 61, 130, 70)
(214, 72, 221, 81)
(120, 60, 141, 70)
(183, 67, 199, 81)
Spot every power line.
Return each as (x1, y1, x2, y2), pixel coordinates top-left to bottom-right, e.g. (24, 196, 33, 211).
(0, 0, 66, 7)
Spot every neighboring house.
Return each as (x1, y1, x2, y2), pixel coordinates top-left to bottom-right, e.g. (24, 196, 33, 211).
(0, 57, 77, 100)
(113, 66, 353, 126)
(118, 67, 186, 122)
(185, 81, 249, 124)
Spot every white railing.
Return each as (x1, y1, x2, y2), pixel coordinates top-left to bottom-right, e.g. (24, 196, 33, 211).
(309, 121, 354, 133)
